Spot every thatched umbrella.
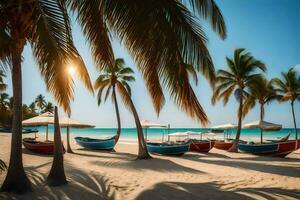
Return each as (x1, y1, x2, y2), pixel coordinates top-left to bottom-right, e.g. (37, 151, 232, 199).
(59, 117, 95, 153)
(243, 120, 282, 143)
(212, 123, 237, 141)
(22, 112, 54, 140)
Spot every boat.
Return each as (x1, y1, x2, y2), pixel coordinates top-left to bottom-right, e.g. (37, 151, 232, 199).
(214, 140, 234, 150)
(146, 142, 190, 156)
(0, 127, 39, 134)
(22, 138, 65, 154)
(238, 140, 300, 157)
(74, 136, 116, 150)
(189, 139, 215, 153)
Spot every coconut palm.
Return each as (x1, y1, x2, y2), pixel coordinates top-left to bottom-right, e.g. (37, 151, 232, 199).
(95, 59, 130, 143)
(94, 58, 151, 158)
(0, 1, 93, 193)
(212, 48, 266, 152)
(28, 102, 37, 115)
(272, 68, 300, 147)
(1, 0, 226, 193)
(0, 70, 6, 91)
(243, 76, 277, 143)
(35, 94, 46, 114)
(43, 102, 54, 113)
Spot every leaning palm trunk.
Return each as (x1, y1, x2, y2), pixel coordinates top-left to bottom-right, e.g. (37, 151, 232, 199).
(291, 101, 298, 149)
(112, 86, 121, 143)
(66, 126, 73, 153)
(47, 106, 67, 186)
(1, 40, 32, 193)
(228, 91, 243, 152)
(260, 104, 264, 144)
(127, 97, 151, 159)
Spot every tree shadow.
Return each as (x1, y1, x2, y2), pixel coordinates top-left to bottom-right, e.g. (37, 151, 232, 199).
(136, 181, 300, 200)
(22, 148, 53, 157)
(72, 149, 137, 160)
(183, 155, 300, 178)
(89, 156, 204, 174)
(0, 162, 116, 200)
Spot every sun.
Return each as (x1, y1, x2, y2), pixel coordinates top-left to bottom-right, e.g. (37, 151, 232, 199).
(67, 65, 76, 76)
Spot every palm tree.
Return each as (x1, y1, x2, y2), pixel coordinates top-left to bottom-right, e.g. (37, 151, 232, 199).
(28, 102, 37, 115)
(243, 76, 277, 143)
(212, 48, 266, 152)
(1, 0, 225, 193)
(272, 68, 300, 148)
(35, 94, 46, 114)
(95, 58, 151, 158)
(0, 1, 93, 193)
(43, 102, 54, 113)
(47, 106, 67, 186)
(95, 58, 133, 143)
(0, 70, 7, 91)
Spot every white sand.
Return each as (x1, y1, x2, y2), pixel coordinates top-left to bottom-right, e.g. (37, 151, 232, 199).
(0, 133, 300, 200)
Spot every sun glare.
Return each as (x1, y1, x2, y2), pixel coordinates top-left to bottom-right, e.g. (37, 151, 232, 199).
(67, 65, 76, 76)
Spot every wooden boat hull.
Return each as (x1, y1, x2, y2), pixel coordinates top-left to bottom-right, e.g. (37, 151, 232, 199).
(75, 136, 116, 150)
(214, 141, 234, 150)
(189, 140, 215, 153)
(146, 142, 190, 156)
(0, 128, 38, 134)
(22, 138, 64, 154)
(238, 140, 300, 157)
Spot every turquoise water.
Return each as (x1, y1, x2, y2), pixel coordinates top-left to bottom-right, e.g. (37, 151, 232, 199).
(31, 126, 299, 142)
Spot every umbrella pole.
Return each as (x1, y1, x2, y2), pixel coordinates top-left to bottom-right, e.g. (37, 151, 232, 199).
(46, 124, 48, 141)
(145, 128, 147, 141)
(260, 128, 263, 144)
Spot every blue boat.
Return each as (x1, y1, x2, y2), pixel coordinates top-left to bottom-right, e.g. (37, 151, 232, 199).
(75, 136, 116, 150)
(146, 142, 190, 156)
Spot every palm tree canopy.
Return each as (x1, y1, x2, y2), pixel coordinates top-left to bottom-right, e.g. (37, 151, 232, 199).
(272, 67, 300, 102)
(43, 102, 54, 113)
(212, 48, 266, 106)
(242, 76, 277, 118)
(35, 94, 46, 110)
(0, 0, 93, 113)
(68, 0, 226, 125)
(0, 70, 6, 91)
(94, 58, 134, 106)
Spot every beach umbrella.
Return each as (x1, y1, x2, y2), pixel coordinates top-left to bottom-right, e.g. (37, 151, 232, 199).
(22, 111, 54, 140)
(60, 117, 95, 153)
(212, 123, 237, 141)
(140, 120, 168, 141)
(243, 120, 282, 143)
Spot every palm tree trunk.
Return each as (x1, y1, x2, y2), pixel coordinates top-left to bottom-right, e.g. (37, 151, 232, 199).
(228, 89, 243, 152)
(1, 39, 32, 193)
(66, 126, 73, 153)
(47, 106, 67, 186)
(112, 86, 121, 143)
(291, 101, 298, 149)
(127, 97, 151, 159)
(260, 104, 264, 144)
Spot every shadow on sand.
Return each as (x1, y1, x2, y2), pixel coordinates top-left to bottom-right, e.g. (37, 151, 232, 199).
(136, 181, 300, 200)
(0, 162, 115, 200)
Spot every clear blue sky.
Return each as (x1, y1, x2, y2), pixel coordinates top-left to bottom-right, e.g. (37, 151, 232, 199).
(3, 0, 300, 128)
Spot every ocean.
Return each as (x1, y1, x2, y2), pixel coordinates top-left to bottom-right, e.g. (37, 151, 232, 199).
(31, 126, 299, 143)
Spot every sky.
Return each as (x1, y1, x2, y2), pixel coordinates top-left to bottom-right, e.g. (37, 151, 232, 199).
(3, 0, 300, 128)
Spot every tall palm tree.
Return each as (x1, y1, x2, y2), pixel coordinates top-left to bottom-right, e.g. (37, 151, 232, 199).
(94, 58, 151, 158)
(0, 70, 6, 91)
(272, 68, 300, 148)
(95, 58, 131, 143)
(1, 0, 226, 193)
(43, 102, 54, 113)
(35, 94, 46, 114)
(212, 48, 266, 152)
(243, 76, 277, 143)
(28, 102, 37, 115)
(0, 1, 93, 193)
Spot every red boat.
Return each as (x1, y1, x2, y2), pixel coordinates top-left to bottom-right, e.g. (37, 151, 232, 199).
(23, 138, 65, 154)
(214, 141, 234, 150)
(238, 140, 300, 157)
(189, 140, 215, 153)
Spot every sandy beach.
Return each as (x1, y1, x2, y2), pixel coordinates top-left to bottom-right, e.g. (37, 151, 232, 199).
(0, 133, 300, 200)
